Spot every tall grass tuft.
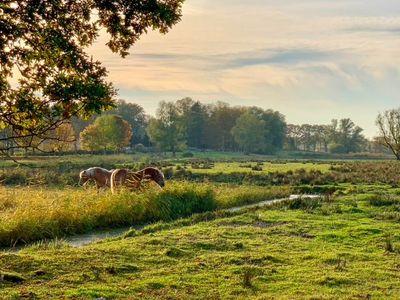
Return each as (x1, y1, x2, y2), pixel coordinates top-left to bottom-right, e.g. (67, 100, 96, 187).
(215, 185, 292, 208)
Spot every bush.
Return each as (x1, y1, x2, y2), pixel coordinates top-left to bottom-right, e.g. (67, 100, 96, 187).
(251, 165, 263, 171)
(134, 144, 148, 153)
(328, 143, 346, 154)
(182, 151, 194, 158)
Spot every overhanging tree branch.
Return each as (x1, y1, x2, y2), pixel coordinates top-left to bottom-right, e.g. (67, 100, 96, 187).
(0, 0, 184, 156)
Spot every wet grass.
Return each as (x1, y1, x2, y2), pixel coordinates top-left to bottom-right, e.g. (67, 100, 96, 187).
(1, 189, 400, 299)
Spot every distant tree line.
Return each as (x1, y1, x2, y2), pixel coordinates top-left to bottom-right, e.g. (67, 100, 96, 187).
(286, 119, 367, 154)
(69, 98, 369, 156)
(146, 98, 286, 155)
(3, 97, 400, 158)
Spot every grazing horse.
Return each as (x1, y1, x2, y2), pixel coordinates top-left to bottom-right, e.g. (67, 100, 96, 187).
(79, 167, 113, 190)
(110, 167, 165, 194)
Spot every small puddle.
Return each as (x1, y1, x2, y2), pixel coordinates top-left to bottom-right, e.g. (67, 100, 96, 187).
(1, 194, 320, 252)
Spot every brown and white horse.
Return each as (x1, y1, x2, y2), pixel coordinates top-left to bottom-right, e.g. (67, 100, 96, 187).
(79, 167, 114, 190)
(110, 167, 165, 194)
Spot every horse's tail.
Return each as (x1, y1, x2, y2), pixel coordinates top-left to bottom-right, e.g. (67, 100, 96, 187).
(110, 169, 119, 194)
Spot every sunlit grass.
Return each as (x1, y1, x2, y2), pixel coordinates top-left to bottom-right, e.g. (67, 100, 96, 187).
(178, 162, 332, 174)
(1, 190, 400, 298)
(0, 183, 293, 247)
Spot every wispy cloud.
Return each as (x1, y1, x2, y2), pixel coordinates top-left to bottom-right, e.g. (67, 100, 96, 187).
(89, 0, 400, 137)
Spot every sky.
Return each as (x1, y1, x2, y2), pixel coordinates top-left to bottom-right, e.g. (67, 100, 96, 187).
(89, 0, 400, 138)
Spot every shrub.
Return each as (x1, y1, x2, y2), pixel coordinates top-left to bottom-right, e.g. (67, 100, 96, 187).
(251, 165, 263, 171)
(134, 144, 148, 153)
(328, 143, 346, 154)
(241, 266, 263, 288)
(384, 235, 395, 253)
(182, 151, 194, 158)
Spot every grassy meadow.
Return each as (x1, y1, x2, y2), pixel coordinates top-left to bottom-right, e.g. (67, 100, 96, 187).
(1, 186, 400, 298)
(1, 154, 400, 298)
(174, 161, 332, 174)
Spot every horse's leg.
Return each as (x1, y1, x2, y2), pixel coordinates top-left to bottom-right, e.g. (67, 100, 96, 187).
(82, 180, 91, 189)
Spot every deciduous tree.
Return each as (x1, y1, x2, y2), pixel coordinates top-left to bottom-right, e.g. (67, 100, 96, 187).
(80, 115, 132, 151)
(106, 100, 149, 146)
(327, 119, 366, 154)
(376, 108, 400, 160)
(42, 123, 76, 152)
(205, 102, 243, 151)
(147, 101, 186, 156)
(231, 112, 266, 154)
(0, 0, 183, 154)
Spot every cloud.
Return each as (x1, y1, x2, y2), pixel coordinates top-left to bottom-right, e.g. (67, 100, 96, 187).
(87, 0, 400, 138)
(221, 49, 343, 69)
(340, 16, 400, 34)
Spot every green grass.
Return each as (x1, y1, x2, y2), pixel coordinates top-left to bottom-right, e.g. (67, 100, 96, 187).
(178, 162, 332, 174)
(0, 183, 292, 247)
(1, 154, 399, 298)
(1, 190, 400, 299)
(0, 154, 153, 169)
(2, 154, 399, 188)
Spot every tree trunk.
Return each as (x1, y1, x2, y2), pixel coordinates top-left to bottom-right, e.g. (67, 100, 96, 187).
(171, 145, 176, 157)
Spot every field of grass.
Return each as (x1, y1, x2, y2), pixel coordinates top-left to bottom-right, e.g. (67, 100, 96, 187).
(0, 183, 292, 247)
(1, 187, 400, 299)
(1, 154, 399, 187)
(1, 154, 400, 298)
(178, 161, 332, 174)
(0, 154, 153, 170)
